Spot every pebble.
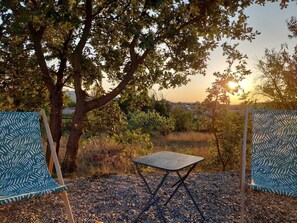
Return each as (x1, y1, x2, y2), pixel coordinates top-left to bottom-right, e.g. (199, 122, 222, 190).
(0, 171, 296, 222)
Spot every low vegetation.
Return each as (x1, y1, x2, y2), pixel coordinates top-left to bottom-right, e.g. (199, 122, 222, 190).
(57, 132, 214, 177)
(57, 125, 250, 178)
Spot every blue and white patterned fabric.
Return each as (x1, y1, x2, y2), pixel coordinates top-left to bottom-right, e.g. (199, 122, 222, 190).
(0, 112, 67, 205)
(250, 109, 297, 197)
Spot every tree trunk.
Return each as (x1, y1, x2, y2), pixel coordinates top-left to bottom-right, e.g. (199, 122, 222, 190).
(210, 101, 226, 171)
(62, 105, 85, 173)
(46, 90, 64, 163)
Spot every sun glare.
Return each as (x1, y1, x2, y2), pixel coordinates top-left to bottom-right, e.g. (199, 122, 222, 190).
(227, 81, 238, 90)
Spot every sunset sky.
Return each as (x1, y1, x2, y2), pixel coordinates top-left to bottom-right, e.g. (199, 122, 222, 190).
(153, 2, 297, 104)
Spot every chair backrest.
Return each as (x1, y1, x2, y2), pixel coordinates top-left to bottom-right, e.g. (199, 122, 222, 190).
(250, 109, 297, 196)
(0, 112, 53, 197)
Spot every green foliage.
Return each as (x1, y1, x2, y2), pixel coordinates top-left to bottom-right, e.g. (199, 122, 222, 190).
(251, 19, 297, 110)
(208, 110, 244, 170)
(128, 110, 174, 136)
(1, 0, 263, 105)
(114, 129, 153, 170)
(118, 87, 152, 114)
(202, 42, 250, 171)
(287, 15, 297, 38)
(196, 115, 212, 132)
(61, 114, 73, 134)
(63, 92, 76, 108)
(85, 102, 127, 136)
(67, 100, 76, 108)
(150, 99, 171, 117)
(0, 52, 49, 111)
(170, 106, 195, 132)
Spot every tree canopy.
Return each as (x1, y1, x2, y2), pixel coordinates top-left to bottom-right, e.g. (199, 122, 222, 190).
(0, 0, 291, 173)
(256, 17, 297, 109)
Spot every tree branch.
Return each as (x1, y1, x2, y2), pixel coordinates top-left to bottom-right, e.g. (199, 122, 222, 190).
(73, 0, 92, 59)
(58, 30, 73, 86)
(27, 22, 55, 92)
(92, 0, 119, 19)
(85, 45, 151, 112)
(72, 0, 93, 102)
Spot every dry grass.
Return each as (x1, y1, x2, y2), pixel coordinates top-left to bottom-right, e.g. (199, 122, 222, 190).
(153, 132, 214, 172)
(153, 131, 212, 151)
(57, 132, 216, 177)
(75, 137, 125, 177)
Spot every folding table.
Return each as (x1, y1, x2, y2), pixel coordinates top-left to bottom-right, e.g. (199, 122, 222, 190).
(132, 151, 205, 222)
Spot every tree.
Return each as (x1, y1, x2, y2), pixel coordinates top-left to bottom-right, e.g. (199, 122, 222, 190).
(256, 45, 297, 109)
(85, 101, 127, 136)
(151, 98, 171, 117)
(0, 36, 48, 111)
(0, 0, 287, 173)
(211, 110, 244, 170)
(203, 43, 250, 170)
(255, 16, 297, 110)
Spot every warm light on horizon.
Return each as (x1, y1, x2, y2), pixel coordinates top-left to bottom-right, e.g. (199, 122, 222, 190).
(152, 3, 297, 105)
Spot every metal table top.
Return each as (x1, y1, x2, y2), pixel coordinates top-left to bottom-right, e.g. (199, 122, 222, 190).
(132, 151, 204, 171)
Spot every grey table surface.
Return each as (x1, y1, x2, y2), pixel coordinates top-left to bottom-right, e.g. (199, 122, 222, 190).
(132, 151, 204, 171)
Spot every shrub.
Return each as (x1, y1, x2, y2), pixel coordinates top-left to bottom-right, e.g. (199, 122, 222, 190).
(151, 99, 171, 117)
(128, 110, 174, 136)
(208, 110, 245, 170)
(84, 102, 127, 136)
(170, 106, 194, 132)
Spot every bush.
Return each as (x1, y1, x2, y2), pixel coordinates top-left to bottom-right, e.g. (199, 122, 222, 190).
(151, 99, 170, 117)
(208, 110, 245, 170)
(84, 102, 127, 136)
(170, 106, 194, 132)
(128, 110, 174, 136)
(115, 129, 153, 156)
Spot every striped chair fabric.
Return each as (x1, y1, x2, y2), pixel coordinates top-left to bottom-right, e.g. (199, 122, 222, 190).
(250, 109, 297, 197)
(0, 112, 68, 204)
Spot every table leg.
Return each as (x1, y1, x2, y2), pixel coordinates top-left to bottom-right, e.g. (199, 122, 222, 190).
(164, 164, 196, 205)
(134, 164, 168, 222)
(164, 164, 205, 220)
(176, 171, 205, 220)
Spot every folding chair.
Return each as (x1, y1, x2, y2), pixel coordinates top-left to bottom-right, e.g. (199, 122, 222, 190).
(240, 109, 297, 222)
(0, 110, 75, 223)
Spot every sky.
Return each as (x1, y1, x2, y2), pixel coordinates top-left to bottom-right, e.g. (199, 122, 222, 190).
(153, 2, 297, 104)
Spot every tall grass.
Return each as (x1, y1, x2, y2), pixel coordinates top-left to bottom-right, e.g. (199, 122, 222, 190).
(58, 132, 225, 177)
(153, 132, 214, 172)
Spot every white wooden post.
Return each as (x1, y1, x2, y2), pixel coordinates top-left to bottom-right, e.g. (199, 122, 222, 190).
(240, 108, 249, 223)
(39, 109, 75, 223)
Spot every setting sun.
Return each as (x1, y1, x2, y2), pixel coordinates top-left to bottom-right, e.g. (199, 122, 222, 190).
(227, 81, 238, 90)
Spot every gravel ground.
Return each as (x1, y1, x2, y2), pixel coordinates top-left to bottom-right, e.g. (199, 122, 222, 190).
(0, 171, 296, 223)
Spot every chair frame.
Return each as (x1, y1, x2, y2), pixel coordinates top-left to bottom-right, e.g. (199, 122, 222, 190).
(0, 110, 75, 223)
(40, 109, 75, 223)
(240, 108, 297, 223)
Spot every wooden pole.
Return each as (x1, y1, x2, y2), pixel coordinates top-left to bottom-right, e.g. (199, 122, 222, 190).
(39, 109, 75, 223)
(48, 142, 56, 175)
(240, 108, 249, 223)
(40, 109, 65, 185)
